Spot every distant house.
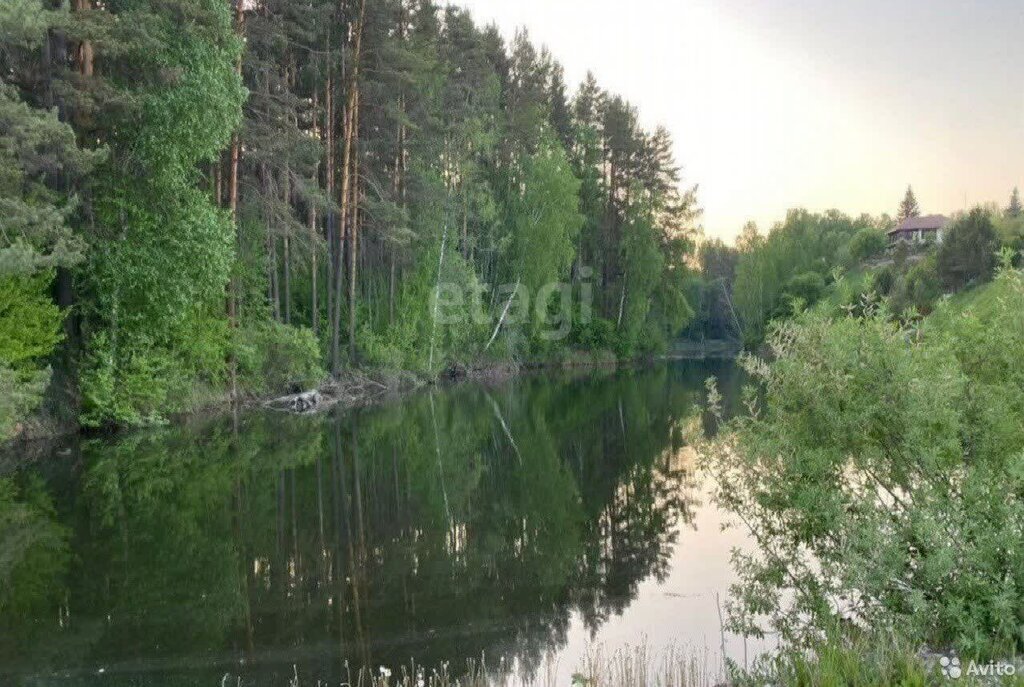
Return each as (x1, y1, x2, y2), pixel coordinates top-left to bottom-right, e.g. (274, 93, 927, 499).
(888, 215, 949, 245)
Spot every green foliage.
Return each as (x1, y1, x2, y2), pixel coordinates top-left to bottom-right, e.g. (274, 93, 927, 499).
(993, 211, 1024, 266)
(79, 310, 239, 427)
(846, 226, 888, 264)
(0, 24, 100, 437)
(735, 628, 934, 687)
(235, 321, 324, 394)
(683, 240, 740, 342)
(361, 242, 489, 374)
(733, 209, 864, 345)
(0, 272, 60, 436)
(570, 316, 620, 353)
(890, 255, 942, 316)
(0, 272, 63, 369)
(79, 0, 245, 426)
(4, 0, 703, 431)
(80, 331, 185, 427)
(505, 143, 582, 296)
(784, 271, 825, 307)
(617, 202, 665, 350)
(936, 208, 1000, 292)
(706, 267, 1024, 661)
(645, 253, 696, 353)
(0, 83, 97, 277)
(0, 365, 48, 440)
(870, 264, 896, 296)
(0, 0, 62, 50)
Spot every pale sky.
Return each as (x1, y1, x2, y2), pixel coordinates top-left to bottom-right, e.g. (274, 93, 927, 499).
(454, 0, 1024, 242)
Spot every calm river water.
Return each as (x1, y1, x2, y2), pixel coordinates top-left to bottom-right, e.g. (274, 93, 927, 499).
(1, 361, 772, 686)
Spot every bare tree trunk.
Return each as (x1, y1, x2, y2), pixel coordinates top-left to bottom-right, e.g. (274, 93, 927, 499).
(428, 214, 449, 371)
(282, 67, 294, 326)
(283, 229, 291, 324)
(331, 99, 351, 374)
(325, 74, 337, 362)
(310, 92, 320, 336)
(262, 162, 280, 321)
(332, 0, 366, 375)
(462, 189, 469, 260)
(214, 153, 222, 207)
(282, 161, 292, 325)
(72, 0, 94, 77)
(347, 86, 360, 362)
(617, 284, 626, 328)
(310, 205, 319, 334)
(58, 0, 93, 339)
(389, 15, 407, 328)
(226, 0, 244, 400)
(486, 279, 520, 351)
(388, 251, 396, 326)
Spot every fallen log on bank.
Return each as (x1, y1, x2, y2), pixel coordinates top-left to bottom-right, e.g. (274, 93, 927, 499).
(265, 390, 324, 414)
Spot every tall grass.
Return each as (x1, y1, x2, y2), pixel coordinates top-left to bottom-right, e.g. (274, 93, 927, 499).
(576, 644, 717, 687)
(266, 644, 719, 687)
(265, 639, 1023, 687)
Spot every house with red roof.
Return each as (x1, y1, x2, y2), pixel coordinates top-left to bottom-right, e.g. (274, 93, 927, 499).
(887, 215, 950, 245)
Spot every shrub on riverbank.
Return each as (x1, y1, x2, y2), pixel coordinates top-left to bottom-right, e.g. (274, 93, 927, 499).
(704, 264, 1024, 663)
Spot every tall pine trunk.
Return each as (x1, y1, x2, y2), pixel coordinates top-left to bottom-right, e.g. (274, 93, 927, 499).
(226, 0, 244, 400)
(325, 73, 337, 364)
(310, 91, 320, 336)
(347, 86, 360, 362)
(332, 0, 366, 375)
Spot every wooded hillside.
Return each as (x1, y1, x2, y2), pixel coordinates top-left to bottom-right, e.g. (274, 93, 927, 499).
(0, 0, 699, 434)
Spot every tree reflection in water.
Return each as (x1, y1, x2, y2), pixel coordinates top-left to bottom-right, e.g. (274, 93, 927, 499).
(0, 361, 739, 685)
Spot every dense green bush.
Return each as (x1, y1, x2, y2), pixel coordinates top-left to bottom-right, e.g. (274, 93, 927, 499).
(705, 266, 1024, 661)
(0, 273, 63, 369)
(235, 321, 325, 394)
(0, 366, 48, 439)
(77, 0, 245, 428)
(870, 264, 896, 296)
(846, 227, 888, 263)
(937, 208, 1000, 291)
(784, 271, 826, 307)
(570, 316, 619, 353)
(890, 256, 942, 316)
(0, 273, 66, 438)
(79, 332, 190, 428)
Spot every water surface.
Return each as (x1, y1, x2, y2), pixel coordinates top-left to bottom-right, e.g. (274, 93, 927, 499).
(0, 361, 761, 686)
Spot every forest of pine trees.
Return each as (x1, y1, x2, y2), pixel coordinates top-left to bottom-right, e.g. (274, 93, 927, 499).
(0, 0, 698, 434)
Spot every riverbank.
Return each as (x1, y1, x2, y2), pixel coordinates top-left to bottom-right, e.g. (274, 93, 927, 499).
(9, 346, 727, 446)
(261, 344, 732, 417)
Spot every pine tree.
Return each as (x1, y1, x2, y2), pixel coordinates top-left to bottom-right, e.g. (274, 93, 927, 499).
(0, 2, 102, 437)
(1007, 187, 1022, 218)
(547, 63, 573, 150)
(897, 185, 920, 223)
(0, 0, 707, 428)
